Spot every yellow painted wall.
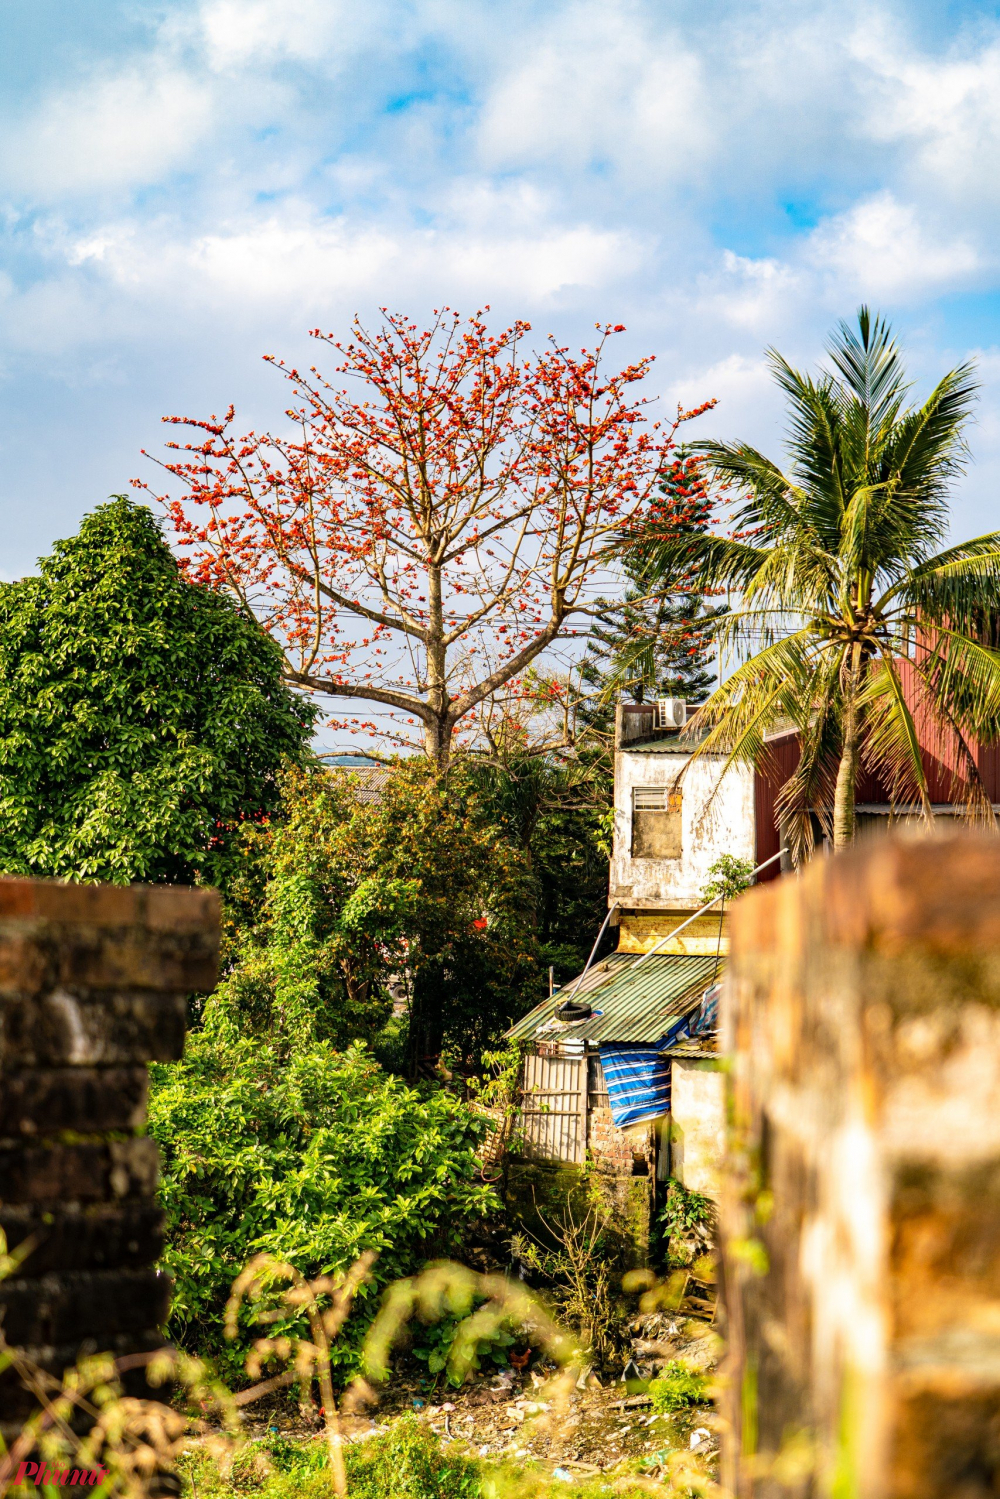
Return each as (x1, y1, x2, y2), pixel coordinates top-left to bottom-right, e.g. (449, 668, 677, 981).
(616, 910, 729, 955)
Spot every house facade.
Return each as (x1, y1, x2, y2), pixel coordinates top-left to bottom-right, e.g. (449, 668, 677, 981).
(506, 701, 745, 1254)
(508, 692, 1000, 1257)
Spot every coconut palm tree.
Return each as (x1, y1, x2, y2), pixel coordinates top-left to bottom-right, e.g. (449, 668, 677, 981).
(633, 308, 1000, 854)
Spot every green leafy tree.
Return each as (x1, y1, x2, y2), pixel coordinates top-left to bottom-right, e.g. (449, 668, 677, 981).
(461, 750, 612, 986)
(222, 761, 540, 1069)
(0, 497, 314, 885)
(636, 309, 1000, 853)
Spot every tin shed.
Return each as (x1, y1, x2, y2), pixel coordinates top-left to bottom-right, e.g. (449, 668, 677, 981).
(506, 952, 721, 1178)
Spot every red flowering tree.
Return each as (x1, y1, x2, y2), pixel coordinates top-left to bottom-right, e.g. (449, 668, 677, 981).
(139, 310, 713, 767)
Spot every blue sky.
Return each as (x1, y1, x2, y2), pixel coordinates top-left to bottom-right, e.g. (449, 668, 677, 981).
(3, 0, 1000, 577)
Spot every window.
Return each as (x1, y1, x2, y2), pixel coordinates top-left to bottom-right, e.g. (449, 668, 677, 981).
(631, 785, 682, 858)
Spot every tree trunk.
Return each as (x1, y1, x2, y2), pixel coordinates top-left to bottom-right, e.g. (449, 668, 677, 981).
(833, 652, 861, 850)
(422, 715, 451, 771)
(423, 559, 450, 770)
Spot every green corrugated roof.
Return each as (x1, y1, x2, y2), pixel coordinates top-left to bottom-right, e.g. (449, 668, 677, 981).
(506, 952, 722, 1045)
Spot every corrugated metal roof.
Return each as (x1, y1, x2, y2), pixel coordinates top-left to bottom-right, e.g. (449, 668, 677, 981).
(621, 738, 714, 755)
(507, 952, 722, 1045)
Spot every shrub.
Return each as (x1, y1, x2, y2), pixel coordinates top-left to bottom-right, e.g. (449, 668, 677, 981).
(657, 1180, 715, 1270)
(148, 1037, 497, 1382)
(345, 1418, 482, 1499)
(411, 1305, 517, 1387)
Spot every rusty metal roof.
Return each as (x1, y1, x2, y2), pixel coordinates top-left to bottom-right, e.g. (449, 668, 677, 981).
(506, 952, 722, 1045)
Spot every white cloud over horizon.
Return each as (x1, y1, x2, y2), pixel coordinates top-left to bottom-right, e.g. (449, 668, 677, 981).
(0, 0, 999, 580)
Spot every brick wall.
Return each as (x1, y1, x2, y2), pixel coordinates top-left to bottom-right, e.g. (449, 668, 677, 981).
(587, 1105, 636, 1173)
(0, 879, 219, 1437)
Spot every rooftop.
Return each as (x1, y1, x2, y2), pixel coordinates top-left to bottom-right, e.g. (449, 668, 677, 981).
(507, 951, 722, 1045)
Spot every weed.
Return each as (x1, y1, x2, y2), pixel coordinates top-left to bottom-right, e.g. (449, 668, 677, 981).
(649, 1362, 709, 1414)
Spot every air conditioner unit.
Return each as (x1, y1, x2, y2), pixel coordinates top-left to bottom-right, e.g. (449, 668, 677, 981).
(656, 697, 687, 729)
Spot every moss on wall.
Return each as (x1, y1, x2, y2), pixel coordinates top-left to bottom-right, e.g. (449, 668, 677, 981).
(505, 1159, 652, 1268)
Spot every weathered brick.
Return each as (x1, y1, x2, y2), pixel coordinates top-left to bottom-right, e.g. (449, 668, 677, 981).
(0, 930, 218, 1000)
(0, 1201, 164, 1275)
(0, 1066, 148, 1137)
(0, 1266, 171, 1347)
(0, 1328, 168, 1434)
(0, 874, 218, 1457)
(0, 991, 186, 1067)
(0, 882, 220, 1001)
(0, 878, 218, 932)
(0, 1137, 159, 1203)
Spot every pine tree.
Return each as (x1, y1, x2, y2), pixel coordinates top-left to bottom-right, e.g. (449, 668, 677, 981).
(581, 453, 726, 717)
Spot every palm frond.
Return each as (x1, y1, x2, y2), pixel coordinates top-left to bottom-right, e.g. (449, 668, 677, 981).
(826, 307, 910, 436)
(883, 363, 978, 503)
(879, 653, 996, 822)
(630, 528, 768, 596)
(894, 545, 1000, 634)
(858, 652, 931, 816)
(914, 626, 1000, 740)
(682, 628, 818, 766)
(774, 652, 843, 863)
(696, 440, 809, 540)
(761, 359, 849, 542)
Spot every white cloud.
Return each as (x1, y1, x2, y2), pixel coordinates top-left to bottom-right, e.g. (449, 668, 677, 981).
(805, 191, 980, 301)
(478, 0, 710, 177)
(0, 67, 215, 198)
(851, 21, 1000, 205)
(53, 197, 640, 319)
(700, 252, 805, 334)
(196, 0, 395, 72)
(667, 352, 777, 442)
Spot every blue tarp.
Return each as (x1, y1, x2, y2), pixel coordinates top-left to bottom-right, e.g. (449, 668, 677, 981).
(599, 984, 720, 1128)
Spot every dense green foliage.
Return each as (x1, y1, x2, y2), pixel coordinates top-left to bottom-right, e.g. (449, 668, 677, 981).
(462, 753, 612, 988)
(148, 754, 612, 1382)
(149, 1032, 497, 1381)
(180, 1422, 483, 1499)
(0, 497, 313, 885)
(657, 1181, 714, 1242)
(411, 1303, 518, 1386)
(216, 760, 541, 1066)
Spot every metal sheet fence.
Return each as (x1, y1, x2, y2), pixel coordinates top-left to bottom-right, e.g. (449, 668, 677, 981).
(518, 1051, 587, 1164)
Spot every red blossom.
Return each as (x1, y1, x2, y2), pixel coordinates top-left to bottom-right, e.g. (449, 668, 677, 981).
(136, 310, 714, 761)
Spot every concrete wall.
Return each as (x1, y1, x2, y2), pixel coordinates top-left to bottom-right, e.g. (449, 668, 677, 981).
(722, 833, 1000, 1499)
(610, 747, 756, 910)
(669, 1058, 725, 1199)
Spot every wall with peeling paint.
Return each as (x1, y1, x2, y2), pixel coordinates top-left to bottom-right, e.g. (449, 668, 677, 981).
(610, 747, 756, 911)
(670, 1059, 726, 1199)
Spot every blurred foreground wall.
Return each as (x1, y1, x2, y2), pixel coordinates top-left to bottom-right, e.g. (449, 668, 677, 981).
(0, 880, 219, 1438)
(722, 835, 1000, 1499)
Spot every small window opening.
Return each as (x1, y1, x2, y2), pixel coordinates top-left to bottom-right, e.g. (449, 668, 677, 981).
(631, 785, 682, 858)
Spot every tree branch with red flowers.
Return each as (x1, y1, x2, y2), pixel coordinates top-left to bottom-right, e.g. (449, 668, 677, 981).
(138, 308, 714, 766)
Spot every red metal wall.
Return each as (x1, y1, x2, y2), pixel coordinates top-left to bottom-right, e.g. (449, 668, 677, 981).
(754, 680, 1000, 884)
